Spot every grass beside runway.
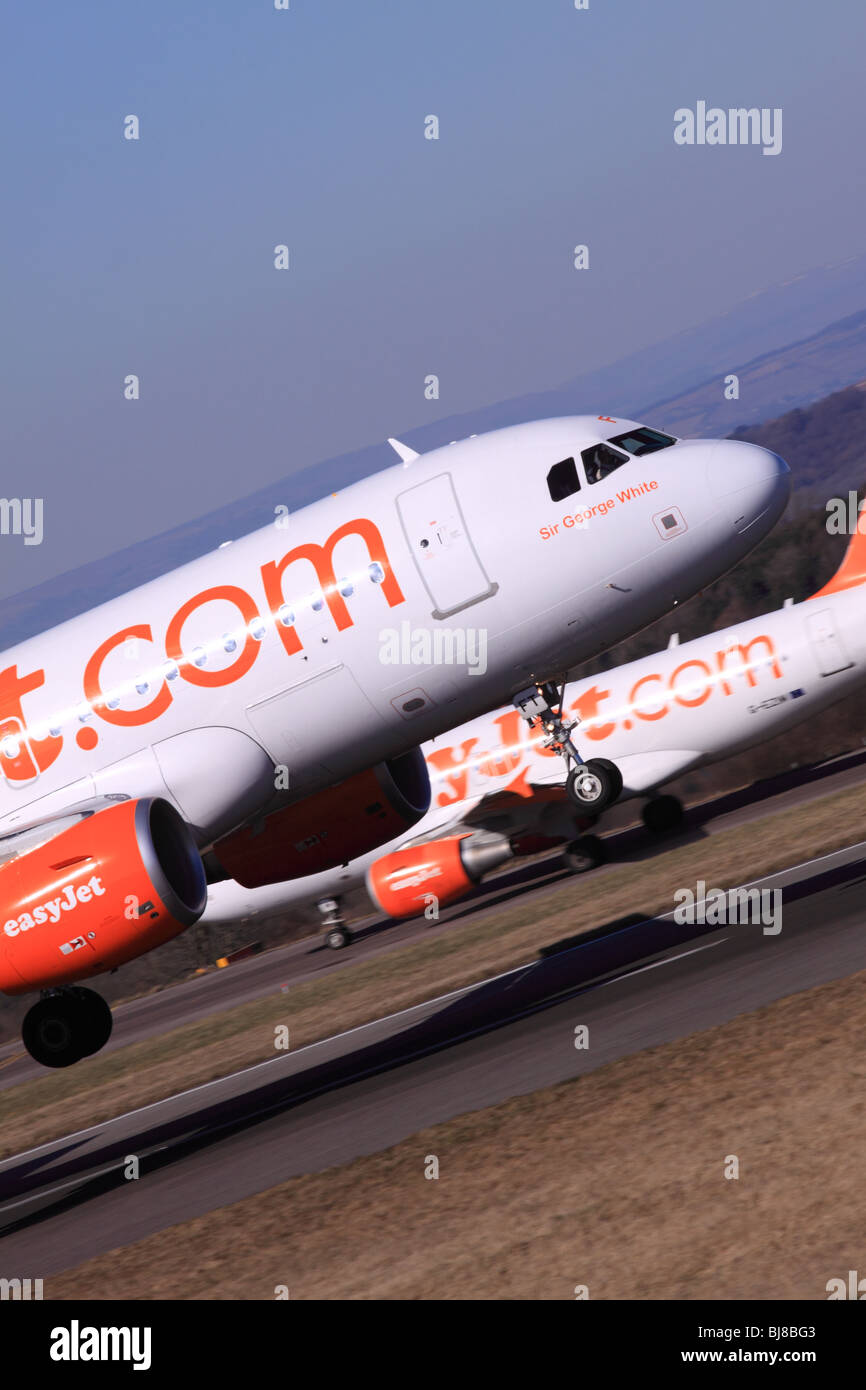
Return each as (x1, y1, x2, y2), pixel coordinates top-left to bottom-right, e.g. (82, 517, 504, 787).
(46, 962, 866, 1299)
(2, 777, 866, 1161)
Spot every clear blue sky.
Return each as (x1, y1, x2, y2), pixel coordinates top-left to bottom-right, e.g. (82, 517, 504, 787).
(2, 0, 864, 596)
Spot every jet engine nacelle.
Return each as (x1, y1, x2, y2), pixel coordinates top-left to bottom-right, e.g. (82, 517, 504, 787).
(213, 747, 431, 888)
(366, 830, 512, 919)
(0, 798, 207, 994)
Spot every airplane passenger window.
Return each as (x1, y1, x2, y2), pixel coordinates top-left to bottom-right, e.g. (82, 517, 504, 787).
(547, 457, 581, 502)
(607, 426, 676, 456)
(581, 443, 629, 484)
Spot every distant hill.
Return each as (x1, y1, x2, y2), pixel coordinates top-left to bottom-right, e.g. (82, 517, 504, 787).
(643, 311, 866, 437)
(7, 250, 866, 646)
(564, 253, 866, 420)
(730, 380, 866, 505)
(396, 253, 866, 447)
(581, 381, 866, 676)
(4, 350, 866, 654)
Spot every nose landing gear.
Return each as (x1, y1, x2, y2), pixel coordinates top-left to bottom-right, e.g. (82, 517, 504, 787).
(567, 757, 623, 810)
(318, 896, 352, 950)
(513, 682, 623, 813)
(22, 986, 113, 1068)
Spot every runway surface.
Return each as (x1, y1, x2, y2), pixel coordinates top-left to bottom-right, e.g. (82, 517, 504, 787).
(2, 836, 866, 1276)
(1, 744, 864, 1092)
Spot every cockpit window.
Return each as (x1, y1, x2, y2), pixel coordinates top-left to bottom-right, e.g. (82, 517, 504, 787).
(581, 443, 629, 485)
(607, 426, 676, 456)
(547, 457, 581, 502)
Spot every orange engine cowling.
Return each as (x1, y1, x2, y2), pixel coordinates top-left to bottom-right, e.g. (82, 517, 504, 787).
(213, 747, 431, 888)
(366, 830, 512, 919)
(0, 798, 207, 995)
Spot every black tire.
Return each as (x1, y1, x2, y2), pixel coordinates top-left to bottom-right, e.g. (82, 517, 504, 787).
(567, 759, 620, 812)
(642, 794, 684, 835)
(70, 988, 113, 1058)
(562, 834, 607, 874)
(588, 757, 623, 801)
(325, 925, 351, 950)
(22, 997, 85, 1069)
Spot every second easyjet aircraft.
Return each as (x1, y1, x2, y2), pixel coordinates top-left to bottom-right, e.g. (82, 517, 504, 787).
(205, 510, 864, 946)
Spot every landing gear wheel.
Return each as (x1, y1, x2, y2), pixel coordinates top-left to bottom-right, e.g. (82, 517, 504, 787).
(23, 997, 79, 1068)
(567, 759, 622, 812)
(588, 758, 623, 801)
(21, 988, 113, 1068)
(511, 683, 622, 817)
(70, 987, 113, 1058)
(325, 925, 351, 951)
(563, 834, 607, 874)
(317, 896, 351, 951)
(642, 794, 684, 835)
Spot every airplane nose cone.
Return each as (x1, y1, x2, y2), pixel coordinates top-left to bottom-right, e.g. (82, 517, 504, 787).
(706, 441, 791, 533)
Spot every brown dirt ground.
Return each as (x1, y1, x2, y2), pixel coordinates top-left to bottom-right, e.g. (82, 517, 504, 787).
(3, 777, 866, 1160)
(47, 964, 866, 1300)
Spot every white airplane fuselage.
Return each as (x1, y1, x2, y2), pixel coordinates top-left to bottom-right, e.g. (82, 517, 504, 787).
(203, 545, 866, 925)
(0, 416, 788, 847)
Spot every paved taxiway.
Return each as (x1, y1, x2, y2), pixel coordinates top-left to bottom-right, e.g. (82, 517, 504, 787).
(2, 835, 865, 1275)
(1, 745, 864, 1092)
